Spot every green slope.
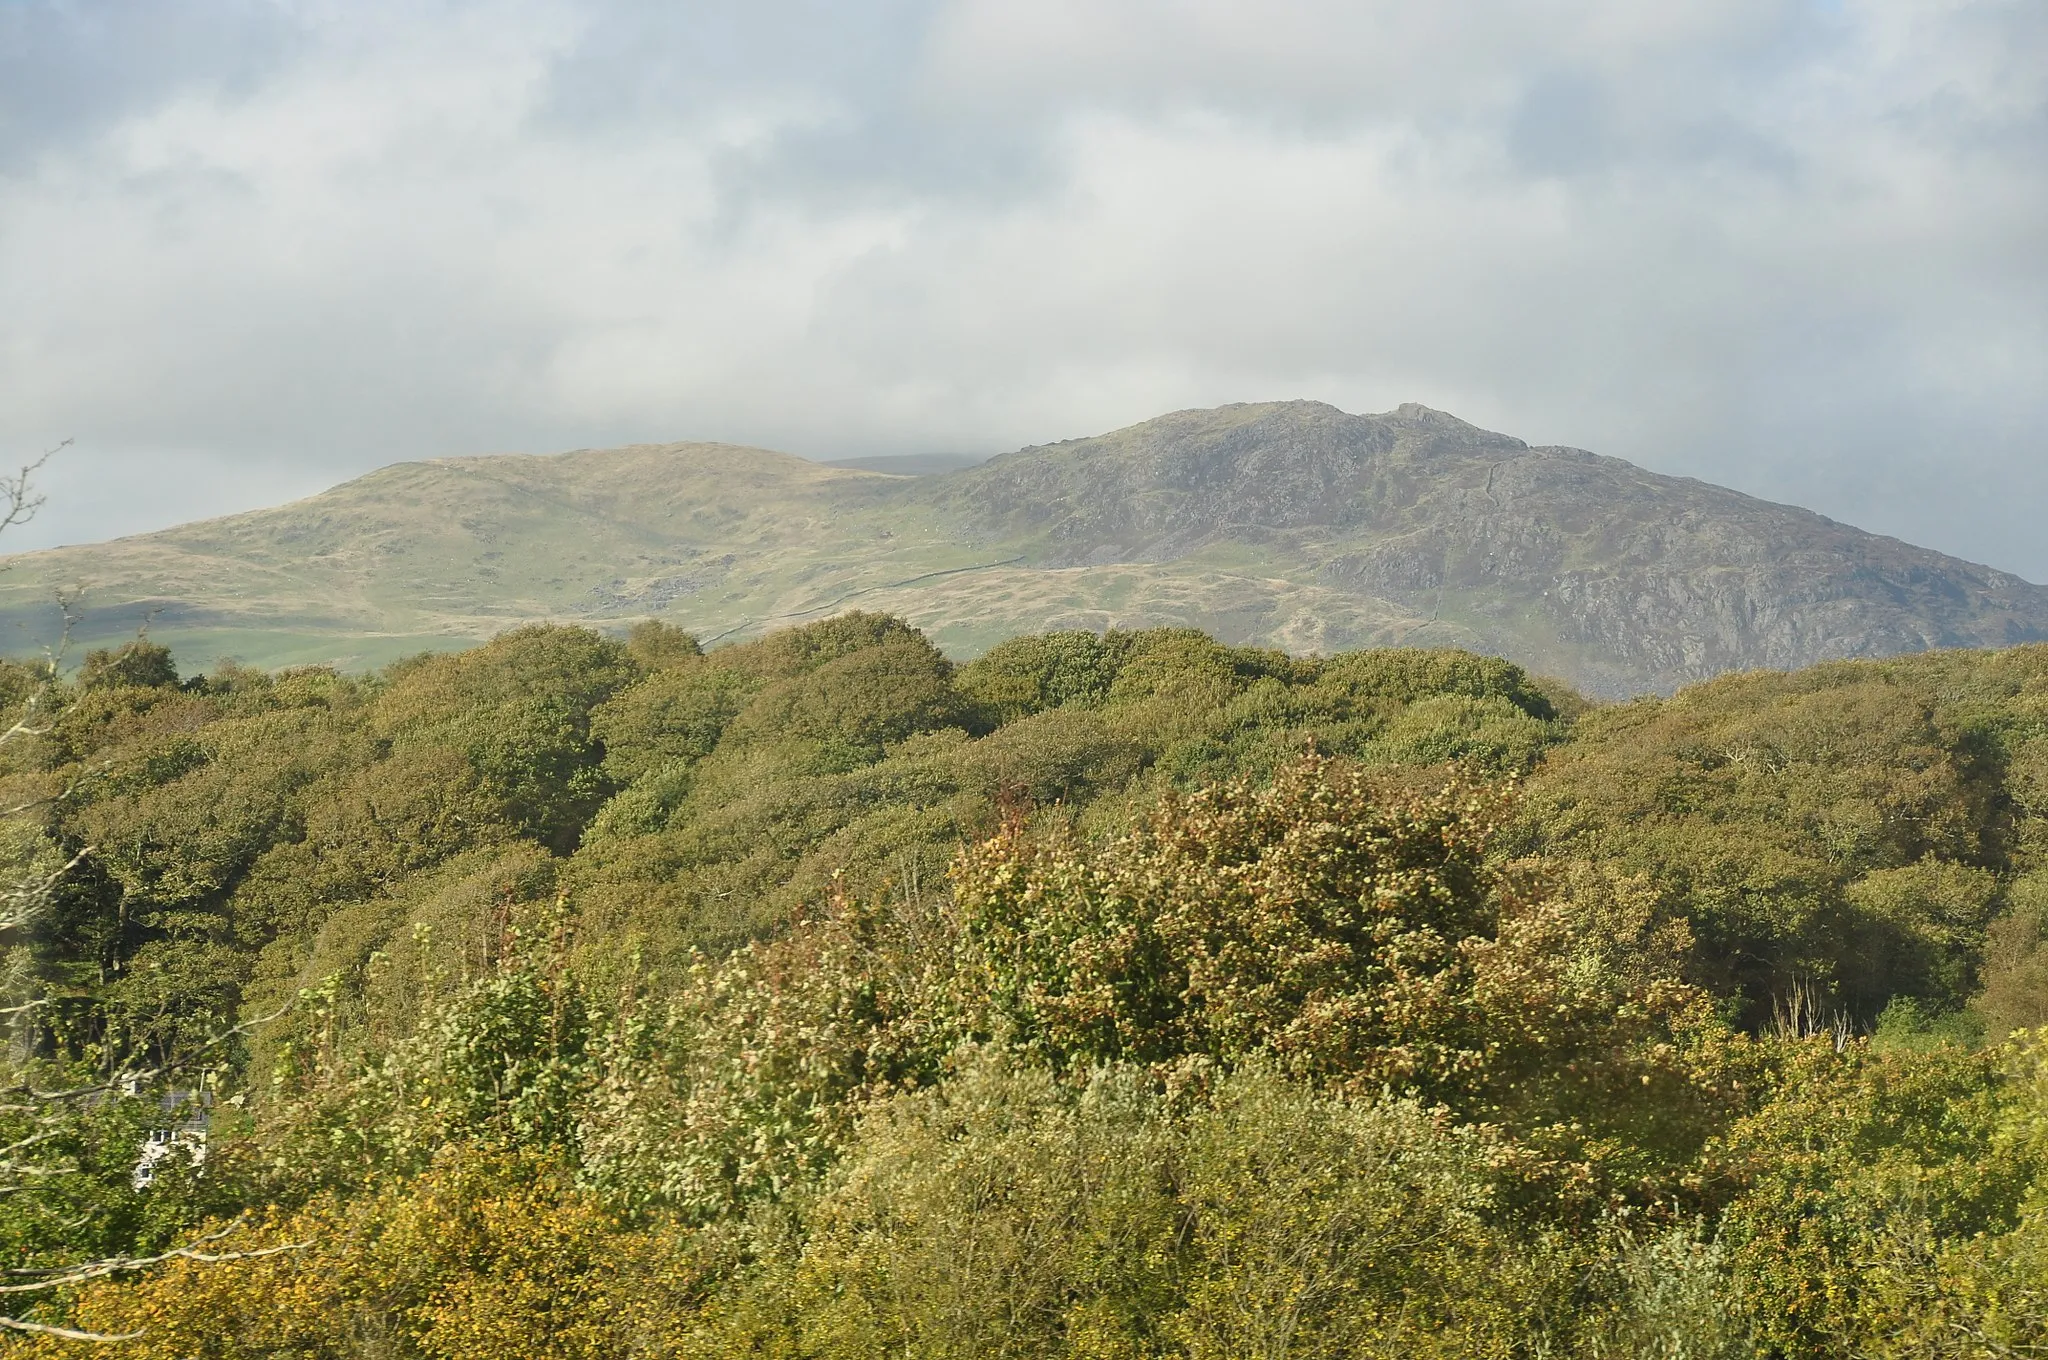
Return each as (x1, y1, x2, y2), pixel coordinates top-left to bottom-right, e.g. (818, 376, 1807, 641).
(3, 402, 2043, 694)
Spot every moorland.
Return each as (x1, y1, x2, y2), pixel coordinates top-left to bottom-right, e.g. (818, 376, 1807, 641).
(4, 400, 2044, 696)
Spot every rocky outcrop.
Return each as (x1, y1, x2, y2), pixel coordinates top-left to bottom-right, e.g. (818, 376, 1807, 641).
(919, 401, 2048, 693)
(4, 401, 2039, 695)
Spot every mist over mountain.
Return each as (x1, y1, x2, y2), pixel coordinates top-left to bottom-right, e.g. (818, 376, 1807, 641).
(3, 400, 2041, 696)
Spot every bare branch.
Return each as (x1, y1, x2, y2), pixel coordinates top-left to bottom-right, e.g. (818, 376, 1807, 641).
(0, 1128, 64, 1161)
(14, 1003, 291, 1105)
(0, 440, 64, 543)
(0, 847, 92, 936)
(0, 1165, 75, 1185)
(0, 1314, 142, 1342)
(0, 759, 120, 825)
(0, 1219, 311, 1293)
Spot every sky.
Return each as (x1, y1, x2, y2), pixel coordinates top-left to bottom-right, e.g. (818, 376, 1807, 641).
(0, 0, 2043, 577)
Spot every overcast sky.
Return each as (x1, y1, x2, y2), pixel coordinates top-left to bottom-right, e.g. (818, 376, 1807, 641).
(1, 0, 2043, 576)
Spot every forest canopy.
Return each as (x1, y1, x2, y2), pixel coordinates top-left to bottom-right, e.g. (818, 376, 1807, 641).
(4, 616, 2048, 1356)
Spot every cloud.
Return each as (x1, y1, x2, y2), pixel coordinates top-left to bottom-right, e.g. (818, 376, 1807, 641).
(0, 0, 2042, 578)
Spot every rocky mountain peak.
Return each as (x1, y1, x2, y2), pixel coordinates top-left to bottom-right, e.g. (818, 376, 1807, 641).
(927, 399, 1527, 561)
(0, 399, 2040, 696)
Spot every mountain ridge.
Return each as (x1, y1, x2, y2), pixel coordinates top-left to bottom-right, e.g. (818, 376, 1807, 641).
(2, 400, 2040, 695)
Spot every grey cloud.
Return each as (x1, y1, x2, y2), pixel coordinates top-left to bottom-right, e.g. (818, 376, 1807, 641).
(0, 1, 298, 170)
(0, 0, 2042, 582)
(538, 0, 1064, 215)
(538, 0, 936, 125)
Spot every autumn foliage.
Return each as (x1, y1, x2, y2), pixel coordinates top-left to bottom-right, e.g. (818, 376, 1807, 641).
(7, 621, 2048, 1355)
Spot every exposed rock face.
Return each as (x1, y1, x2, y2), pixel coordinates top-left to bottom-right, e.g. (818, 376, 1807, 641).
(920, 401, 2048, 693)
(1, 399, 2039, 695)
(931, 401, 1411, 551)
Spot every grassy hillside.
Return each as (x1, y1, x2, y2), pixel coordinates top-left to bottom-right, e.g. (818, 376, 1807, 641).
(3, 401, 2044, 697)
(5, 620, 2048, 1352)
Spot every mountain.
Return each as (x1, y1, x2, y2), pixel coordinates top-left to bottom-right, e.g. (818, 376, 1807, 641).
(824, 452, 990, 476)
(2, 400, 2042, 694)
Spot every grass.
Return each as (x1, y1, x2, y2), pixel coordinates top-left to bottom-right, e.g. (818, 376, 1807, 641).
(3, 403, 2040, 695)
